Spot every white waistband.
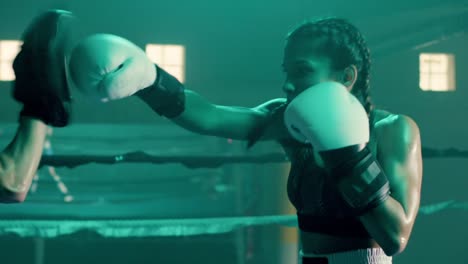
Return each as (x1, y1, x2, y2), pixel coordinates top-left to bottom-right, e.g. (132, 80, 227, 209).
(300, 248, 392, 264)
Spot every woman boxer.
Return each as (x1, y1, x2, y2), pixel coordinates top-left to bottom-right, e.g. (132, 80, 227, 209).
(69, 17, 423, 264)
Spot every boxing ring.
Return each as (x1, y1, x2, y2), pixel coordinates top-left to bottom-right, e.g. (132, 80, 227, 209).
(0, 123, 467, 263)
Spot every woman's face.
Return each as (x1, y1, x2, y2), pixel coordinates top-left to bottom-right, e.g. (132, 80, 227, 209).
(282, 36, 342, 102)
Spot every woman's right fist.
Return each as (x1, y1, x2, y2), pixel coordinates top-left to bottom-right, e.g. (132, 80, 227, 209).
(68, 34, 156, 102)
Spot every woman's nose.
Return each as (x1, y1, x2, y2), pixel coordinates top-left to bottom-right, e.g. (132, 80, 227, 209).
(283, 80, 295, 94)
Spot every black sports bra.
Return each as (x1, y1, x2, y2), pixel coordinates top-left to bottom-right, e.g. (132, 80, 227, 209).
(247, 102, 372, 238)
(280, 138, 370, 238)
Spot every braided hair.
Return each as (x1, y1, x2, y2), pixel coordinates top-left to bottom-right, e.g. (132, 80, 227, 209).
(287, 17, 374, 114)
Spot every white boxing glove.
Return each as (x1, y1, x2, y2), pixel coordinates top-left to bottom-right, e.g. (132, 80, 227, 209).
(285, 82, 392, 216)
(284, 82, 369, 151)
(68, 34, 156, 102)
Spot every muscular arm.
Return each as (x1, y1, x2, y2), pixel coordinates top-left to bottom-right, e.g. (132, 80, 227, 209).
(359, 115, 423, 256)
(0, 117, 47, 203)
(144, 89, 286, 140)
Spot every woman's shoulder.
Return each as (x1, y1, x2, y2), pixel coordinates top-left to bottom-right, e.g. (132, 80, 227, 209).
(372, 108, 418, 130)
(372, 108, 420, 146)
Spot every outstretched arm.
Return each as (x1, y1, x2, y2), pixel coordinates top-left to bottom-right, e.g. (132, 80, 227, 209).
(0, 118, 47, 203)
(68, 34, 287, 141)
(0, 9, 74, 203)
(159, 89, 280, 140)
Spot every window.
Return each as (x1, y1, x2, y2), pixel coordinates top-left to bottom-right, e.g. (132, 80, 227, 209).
(0, 40, 22, 81)
(145, 44, 185, 83)
(419, 53, 455, 92)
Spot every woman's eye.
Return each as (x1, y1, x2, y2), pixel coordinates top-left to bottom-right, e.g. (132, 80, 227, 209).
(299, 67, 314, 74)
(291, 68, 313, 78)
(282, 66, 315, 80)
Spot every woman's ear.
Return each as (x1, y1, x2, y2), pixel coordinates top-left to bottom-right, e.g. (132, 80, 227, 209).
(342, 65, 358, 91)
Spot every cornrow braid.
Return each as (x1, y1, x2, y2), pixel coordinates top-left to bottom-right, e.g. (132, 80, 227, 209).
(287, 17, 374, 115)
